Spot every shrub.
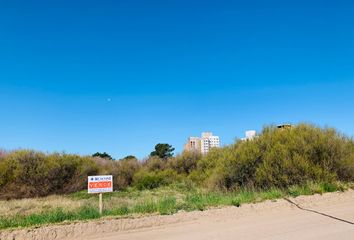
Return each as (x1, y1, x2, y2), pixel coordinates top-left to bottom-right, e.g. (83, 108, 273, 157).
(143, 156, 166, 171)
(167, 151, 201, 174)
(231, 198, 241, 207)
(202, 124, 354, 190)
(133, 169, 178, 190)
(0, 150, 99, 199)
(133, 171, 164, 190)
(111, 157, 140, 190)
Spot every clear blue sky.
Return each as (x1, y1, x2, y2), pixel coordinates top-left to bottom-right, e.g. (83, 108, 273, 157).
(1, 0, 353, 159)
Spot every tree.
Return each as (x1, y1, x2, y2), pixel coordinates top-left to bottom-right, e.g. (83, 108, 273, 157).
(92, 152, 113, 160)
(121, 155, 137, 161)
(150, 143, 175, 159)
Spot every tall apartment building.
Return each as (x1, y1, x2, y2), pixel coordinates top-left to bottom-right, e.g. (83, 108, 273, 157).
(184, 132, 220, 154)
(184, 137, 201, 152)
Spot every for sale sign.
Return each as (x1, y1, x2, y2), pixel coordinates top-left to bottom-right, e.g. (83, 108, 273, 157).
(88, 175, 113, 193)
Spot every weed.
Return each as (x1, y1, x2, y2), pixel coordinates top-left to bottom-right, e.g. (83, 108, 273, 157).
(320, 182, 338, 192)
(231, 198, 241, 207)
(104, 206, 129, 216)
(157, 197, 177, 215)
(258, 188, 283, 200)
(184, 193, 206, 211)
(132, 200, 157, 214)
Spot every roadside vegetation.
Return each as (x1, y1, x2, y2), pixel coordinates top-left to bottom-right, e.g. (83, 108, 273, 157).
(1, 181, 353, 230)
(0, 123, 354, 229)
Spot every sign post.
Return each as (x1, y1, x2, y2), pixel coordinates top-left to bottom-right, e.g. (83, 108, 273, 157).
(99, 193, 103, 215)
(88, 175, 113, 215)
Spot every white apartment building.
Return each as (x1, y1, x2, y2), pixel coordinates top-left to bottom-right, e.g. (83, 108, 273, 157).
(184, 132, 220, 154)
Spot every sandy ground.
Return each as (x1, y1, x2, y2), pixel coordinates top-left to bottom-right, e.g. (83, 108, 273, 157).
(1, 190, 354, 240)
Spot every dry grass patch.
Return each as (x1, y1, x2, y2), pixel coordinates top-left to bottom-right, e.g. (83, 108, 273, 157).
(0, 195, 89, 218)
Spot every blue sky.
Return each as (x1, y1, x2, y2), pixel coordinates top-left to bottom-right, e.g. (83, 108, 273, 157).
(1, 0, 353, 159)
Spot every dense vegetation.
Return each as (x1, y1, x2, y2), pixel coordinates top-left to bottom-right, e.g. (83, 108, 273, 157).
(0, 124, 353, 200)
(198, 124, 354, 190)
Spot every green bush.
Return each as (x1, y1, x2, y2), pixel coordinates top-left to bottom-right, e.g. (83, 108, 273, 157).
(201, 124, 354, 190)
(112, 157, 140, 190)
(133, 171, 165, 190)
(0, 150, 99, 199)
(167, 151, 201, 174)
(133, 169, 178, 190)
(231, 198, 241, 207)
(143, 156, 166, 171)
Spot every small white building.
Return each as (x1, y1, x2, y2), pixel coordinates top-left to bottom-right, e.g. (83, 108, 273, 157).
(241, 130, 257, 141)
(245, 130, 256, 140)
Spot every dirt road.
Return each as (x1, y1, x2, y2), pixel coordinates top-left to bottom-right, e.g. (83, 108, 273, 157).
(1, 190, 354, 240)
(87, 191, 354, 240)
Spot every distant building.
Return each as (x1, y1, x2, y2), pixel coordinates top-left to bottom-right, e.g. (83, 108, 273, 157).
(245, 130, 256, 140)
(184, 137, 201, 153)
(184, 132, 220, 154)
(277, 124, 292, 129)
(241, 130, 257, 141)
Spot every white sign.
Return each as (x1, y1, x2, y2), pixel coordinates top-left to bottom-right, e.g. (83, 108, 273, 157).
(88, 175, 113, 194)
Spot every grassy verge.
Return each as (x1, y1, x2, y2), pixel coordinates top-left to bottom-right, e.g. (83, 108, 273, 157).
(0, 182, 352, 230)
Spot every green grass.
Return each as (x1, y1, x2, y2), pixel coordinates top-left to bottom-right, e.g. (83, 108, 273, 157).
(0, 207, 101, 229)
(104, 206, 129, 216)
(0, 181, 351, 230)
(157, 197, 178, 215)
